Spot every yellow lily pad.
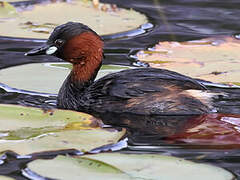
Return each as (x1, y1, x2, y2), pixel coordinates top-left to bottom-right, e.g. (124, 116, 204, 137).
(0, 0, 147, 38)
(0, 104, 125, 155)
(137, 37, 240, 83)
(26, 153, 235, 180)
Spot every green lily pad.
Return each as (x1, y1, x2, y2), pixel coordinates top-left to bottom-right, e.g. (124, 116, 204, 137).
(0, 1, 18, 18)
(52, 63, 129, 71)
(50, 63, 72, 69)
(0, 104, 126, 155)
(50, 63, 130, 80)
(0, 63, 130, 94)
(26, 153, 235, 180)
(26, 155, 130, 180)
(0, 0, 147, 38)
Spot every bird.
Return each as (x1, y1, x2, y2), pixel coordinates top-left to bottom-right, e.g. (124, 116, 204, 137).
(25, 22, 240, 122)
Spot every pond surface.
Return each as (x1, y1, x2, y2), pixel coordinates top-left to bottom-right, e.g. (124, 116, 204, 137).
(1, 0, 240, 179)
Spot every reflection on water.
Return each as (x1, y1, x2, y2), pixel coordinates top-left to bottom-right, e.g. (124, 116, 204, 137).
(100, 112, 240, 148)
(101, 113, 203, 140)
(110, 113, 240, 178)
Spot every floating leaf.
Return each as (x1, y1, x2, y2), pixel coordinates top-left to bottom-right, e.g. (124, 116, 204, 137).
(221, 82, 240, 86)
(0, 0, 147, 38)
(0, 176, 14, 180)
(0, 63, 69, 94)
(99, 65, 129, 71)
(2, 0, 28, 2)
(141, 60, 172, 64)
(0, 104, 125, 155)
(20, 21, 57, 34)
(0, 1, 18, 18)
(0, 104, 93, 131)
(0, 63, 130, 93)
(50, 63, 72, 69)
(26, 153, 235, 180)
(25, 155, 129, 180)
(137, 37, 240, 83)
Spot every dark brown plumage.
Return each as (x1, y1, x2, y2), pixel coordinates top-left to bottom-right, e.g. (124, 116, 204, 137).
(25, 22, 229, 118)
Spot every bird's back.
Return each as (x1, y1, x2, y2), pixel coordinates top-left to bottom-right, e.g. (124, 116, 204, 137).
(83, 68, 215, 116)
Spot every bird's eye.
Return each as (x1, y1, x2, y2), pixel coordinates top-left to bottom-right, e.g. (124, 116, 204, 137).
(54, 39, 64, 46)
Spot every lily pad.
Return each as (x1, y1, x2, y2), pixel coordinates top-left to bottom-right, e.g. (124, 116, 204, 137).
(2, 0, 29, 2)
(0, 63, 130, 94)
(0, 176, 14, 180)
(0, 1, 18, 18)
(0, 0, 147, 38)
(25, 155, 129, 180)
(0, 104, 125, 155)
(26, 153, 235, 180)
(137, 37, 240, 84)
(51, 63, 130, 80)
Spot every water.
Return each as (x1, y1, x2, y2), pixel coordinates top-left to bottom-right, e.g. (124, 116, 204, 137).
(1, 0, 240, 179)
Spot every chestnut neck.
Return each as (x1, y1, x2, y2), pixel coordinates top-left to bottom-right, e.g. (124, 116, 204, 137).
(63, 32, 104, 89)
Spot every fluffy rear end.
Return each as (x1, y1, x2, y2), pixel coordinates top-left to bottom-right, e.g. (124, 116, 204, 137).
(208, 87, 240, 114)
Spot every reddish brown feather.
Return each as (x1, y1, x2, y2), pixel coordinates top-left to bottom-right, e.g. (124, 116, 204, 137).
(63, 32, 104, 82)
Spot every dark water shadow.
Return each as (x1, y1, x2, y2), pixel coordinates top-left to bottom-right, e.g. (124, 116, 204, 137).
(0, 83, 56, 109)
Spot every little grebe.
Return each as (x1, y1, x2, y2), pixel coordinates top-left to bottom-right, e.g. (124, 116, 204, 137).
(26, 22, 223, 117)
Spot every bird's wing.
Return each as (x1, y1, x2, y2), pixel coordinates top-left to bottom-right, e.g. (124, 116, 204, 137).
(86, 68, 210, 115)
(92, 68, 205, 97)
